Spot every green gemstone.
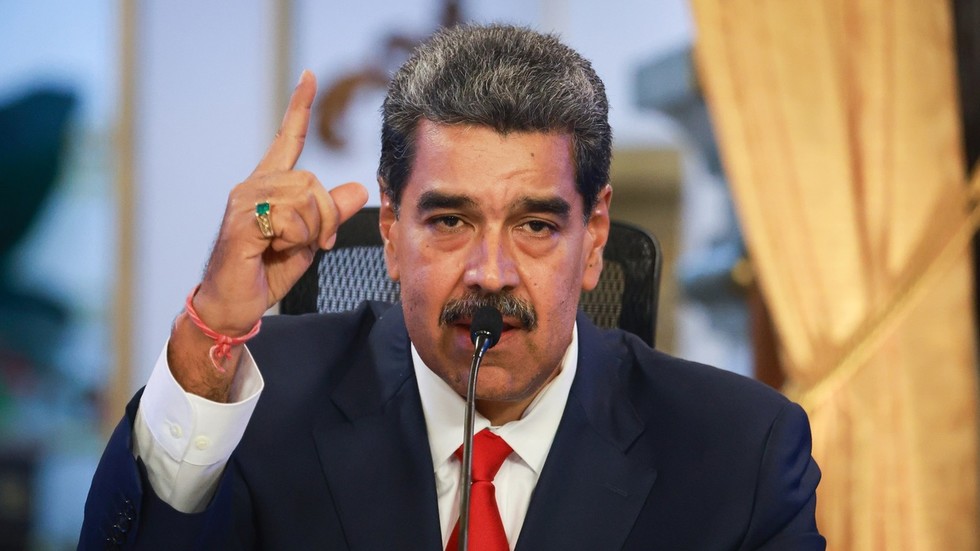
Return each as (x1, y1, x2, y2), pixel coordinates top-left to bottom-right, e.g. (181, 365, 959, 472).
(256, 202, 271, 216)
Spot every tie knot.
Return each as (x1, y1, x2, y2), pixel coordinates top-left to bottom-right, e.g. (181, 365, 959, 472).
(455, 428, 513, 482)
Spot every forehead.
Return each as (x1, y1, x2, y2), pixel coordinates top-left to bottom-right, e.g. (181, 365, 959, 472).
(404, 121, 582, 213)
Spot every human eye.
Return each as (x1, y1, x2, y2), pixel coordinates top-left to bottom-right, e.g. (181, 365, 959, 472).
(518, 219, 558, 237)
(428, 214, 466, 232)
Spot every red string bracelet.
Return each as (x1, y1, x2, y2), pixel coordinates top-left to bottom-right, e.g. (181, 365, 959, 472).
(184, 285, 262, 373)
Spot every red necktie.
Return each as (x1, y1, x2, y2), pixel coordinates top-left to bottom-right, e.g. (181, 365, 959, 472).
(445, 429, 513, 551)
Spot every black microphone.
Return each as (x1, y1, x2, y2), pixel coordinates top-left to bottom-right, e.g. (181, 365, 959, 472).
(458, 306, 503, 551)
(470, 305, 504, 352)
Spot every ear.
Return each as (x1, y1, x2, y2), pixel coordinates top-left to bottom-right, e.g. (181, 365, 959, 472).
(581, 184, 612, 291)
(378, 182, 400, 282)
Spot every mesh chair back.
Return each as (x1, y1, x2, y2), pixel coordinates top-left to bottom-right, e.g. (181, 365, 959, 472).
(280, 207, 662, 347)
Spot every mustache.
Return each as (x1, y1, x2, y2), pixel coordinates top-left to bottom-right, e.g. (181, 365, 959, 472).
(439, 292, 537, 331)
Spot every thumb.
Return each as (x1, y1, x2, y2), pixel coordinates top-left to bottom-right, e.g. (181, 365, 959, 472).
(330, 182, 370, 225)
(322, 182, 370, 249)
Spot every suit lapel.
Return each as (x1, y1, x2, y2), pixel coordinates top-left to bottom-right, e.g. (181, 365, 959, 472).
(516, 315, 657, 550)
(312, 305, 443, 550)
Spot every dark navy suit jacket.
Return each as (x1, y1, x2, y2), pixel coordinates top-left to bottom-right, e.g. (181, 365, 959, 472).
(81, 302, 824, 549)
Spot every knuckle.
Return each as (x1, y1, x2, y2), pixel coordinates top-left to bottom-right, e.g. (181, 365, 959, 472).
(294, 169, 317, 186)
(230, 181, 250, 197)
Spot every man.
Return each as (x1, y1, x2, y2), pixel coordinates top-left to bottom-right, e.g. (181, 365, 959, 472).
(81, 24, 824, 549)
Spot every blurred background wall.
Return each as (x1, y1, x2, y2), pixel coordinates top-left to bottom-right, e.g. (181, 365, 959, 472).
(1, 2, 118, 549)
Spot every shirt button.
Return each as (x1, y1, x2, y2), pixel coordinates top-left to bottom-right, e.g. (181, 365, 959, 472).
(169, 424, 182, 438)
(194, 436, 211, 450)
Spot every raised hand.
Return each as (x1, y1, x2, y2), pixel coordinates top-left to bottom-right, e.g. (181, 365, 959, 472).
(170, 71, 368, 400)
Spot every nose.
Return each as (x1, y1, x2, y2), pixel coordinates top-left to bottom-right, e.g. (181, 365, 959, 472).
(462, 228, 520, 294)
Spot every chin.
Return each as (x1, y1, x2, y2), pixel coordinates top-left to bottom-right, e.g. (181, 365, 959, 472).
(472, 367, 533, 402)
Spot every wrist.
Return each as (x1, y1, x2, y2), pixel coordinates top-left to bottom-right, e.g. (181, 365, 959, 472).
(190, 285, 262, 337)
(184, 285, 262, 374)
(169, 312, 238, 401)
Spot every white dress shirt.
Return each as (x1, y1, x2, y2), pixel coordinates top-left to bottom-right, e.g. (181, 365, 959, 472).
(133, 323, 578, 549)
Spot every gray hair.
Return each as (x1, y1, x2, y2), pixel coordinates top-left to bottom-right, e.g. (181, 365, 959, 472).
(378, 24, 611, 221)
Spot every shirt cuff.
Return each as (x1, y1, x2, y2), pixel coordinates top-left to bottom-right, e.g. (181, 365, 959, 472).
(140, 342, 264, 466)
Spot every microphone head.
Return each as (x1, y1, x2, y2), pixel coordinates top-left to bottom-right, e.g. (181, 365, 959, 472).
(470, 306, 504, 348)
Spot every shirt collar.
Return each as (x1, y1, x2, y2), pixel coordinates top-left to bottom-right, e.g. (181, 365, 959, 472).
(413, 323, 579, 476)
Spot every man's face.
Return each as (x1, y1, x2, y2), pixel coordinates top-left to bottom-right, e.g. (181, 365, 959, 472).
(380, 120, 610, 419)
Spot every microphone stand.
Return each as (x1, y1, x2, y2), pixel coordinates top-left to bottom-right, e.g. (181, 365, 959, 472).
(458, 307, 502, 551)
(458, 331, 491, 551)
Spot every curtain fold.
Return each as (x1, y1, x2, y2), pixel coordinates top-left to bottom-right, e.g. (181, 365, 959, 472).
(690, 0, 978, 548)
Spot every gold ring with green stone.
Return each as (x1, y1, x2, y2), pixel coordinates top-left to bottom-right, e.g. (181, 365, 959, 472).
(255, 201, 274, 238)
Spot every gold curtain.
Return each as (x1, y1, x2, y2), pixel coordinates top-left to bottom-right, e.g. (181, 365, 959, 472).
(690, 0, 979, 548)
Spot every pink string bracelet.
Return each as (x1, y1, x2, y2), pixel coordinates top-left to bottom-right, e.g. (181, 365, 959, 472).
(184, 285, 262, 373)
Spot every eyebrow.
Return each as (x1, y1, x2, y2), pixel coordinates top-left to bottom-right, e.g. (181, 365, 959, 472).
(514, 196, 572, 221)
(415, 190, 572, 221)
(416, 191, 479, 213)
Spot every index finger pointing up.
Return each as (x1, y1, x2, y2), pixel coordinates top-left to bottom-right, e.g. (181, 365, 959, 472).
(254, 70, 317, 174)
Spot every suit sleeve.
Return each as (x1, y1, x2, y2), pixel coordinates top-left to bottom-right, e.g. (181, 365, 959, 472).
(78, 391, 256, 550)
(739, 401, 826, 551)
(78, 390, 264, 551)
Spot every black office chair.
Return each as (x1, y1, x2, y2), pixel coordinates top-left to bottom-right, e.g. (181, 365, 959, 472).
(280, 207, 662, 347)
